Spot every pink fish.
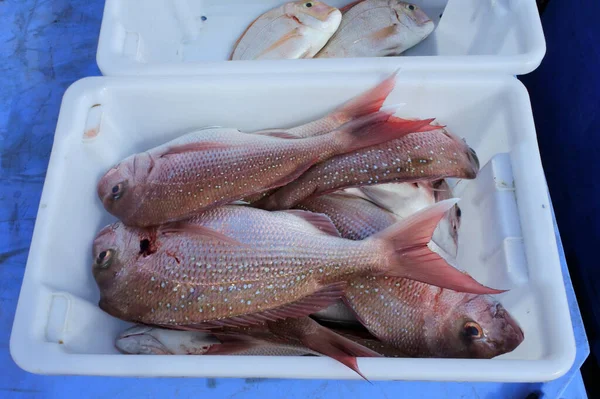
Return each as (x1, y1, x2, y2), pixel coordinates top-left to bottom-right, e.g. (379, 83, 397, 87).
(298, 192, 523, 358)
(97, 111, 436, 227)
(92, 203, 500, 332)
(316, 0, 434, 58)
(256, 126, 479, 210)
(231, 1, 342, 60)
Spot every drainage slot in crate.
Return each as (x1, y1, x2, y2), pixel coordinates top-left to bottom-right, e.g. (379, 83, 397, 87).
(45, 294, 70, 344)
(83, 104, 103, 140)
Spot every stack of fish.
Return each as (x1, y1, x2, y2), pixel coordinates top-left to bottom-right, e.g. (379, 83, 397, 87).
(92, 73, 523, 379)
(230, 0, 436, 60)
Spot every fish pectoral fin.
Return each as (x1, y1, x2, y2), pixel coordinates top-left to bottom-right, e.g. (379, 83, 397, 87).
(255, 28, 304, 59)
(367, 24, 401, 42)
(178, 282, 346, 331)
(158, 222, 244, 246)
(297, 322, 381, 381)
(281, 210, 341, 237)
(158, 141, 230, 158)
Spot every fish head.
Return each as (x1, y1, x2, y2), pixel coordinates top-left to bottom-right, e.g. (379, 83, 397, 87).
(437, 294, 524, 358)
(97, 153, 154, 225)
(115, 326, 173, 355)
(392, 2, 435, 43)
(286, 1, 342, 33)
(92, 222, 149, 299)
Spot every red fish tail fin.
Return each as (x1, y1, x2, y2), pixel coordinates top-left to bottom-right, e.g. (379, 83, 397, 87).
(291, 319, 381, 381)
(334, 111, 436, 154)
(331, 71, 397, 124)
(372, 199, 505, 294)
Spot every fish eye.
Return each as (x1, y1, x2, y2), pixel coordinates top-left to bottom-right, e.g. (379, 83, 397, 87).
(95, 249, 114, 268)
(111, 183, 125, 200)
(407, 4, 416, 11)
(455, 206, 462, 218)
(305, 2, 313, 7)
(463, 321, 483, 338)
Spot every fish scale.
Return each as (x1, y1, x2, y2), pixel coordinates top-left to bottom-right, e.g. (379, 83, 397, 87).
(258, 128, 479, 210)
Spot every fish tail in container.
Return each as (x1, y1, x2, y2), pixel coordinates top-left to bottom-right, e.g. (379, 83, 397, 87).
(328, 72, 398, 130)
(329, 111, 436, 156)
(371, 199, 504, 294)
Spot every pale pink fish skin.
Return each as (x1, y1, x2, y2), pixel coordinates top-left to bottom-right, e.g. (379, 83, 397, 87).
(257, 128, 479, 210)
(92, 206, 390, 328)
(231, 1, 342, 60)
(97, 114, 415, 227)
(299, 193, 524, 358)
(316, 0, 435, 58)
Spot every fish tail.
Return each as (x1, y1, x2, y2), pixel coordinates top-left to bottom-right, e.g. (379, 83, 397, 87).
(371, 199, 505, 294)
(331, 71, 397, 123)
(332, 111, 437, 155)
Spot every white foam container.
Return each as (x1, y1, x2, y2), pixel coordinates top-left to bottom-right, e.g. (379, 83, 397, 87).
(97, 0, 546, 76)
(10, 72, 575, 380)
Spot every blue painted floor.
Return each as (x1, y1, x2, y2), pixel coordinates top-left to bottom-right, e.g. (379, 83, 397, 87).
(0, 0, 589, 397)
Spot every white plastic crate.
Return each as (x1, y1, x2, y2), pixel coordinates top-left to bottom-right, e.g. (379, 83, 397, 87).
(10, 72, 575, 380)
(96, 0, 546, 76)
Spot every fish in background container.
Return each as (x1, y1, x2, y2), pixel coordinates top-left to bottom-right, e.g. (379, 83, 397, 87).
(231, 1, 342, 60)
(316, 0, 435, 58)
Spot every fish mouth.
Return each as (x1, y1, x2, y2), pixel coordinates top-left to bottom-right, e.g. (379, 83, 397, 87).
(494, 304, 525, 353)
(467, 146, 480, 174)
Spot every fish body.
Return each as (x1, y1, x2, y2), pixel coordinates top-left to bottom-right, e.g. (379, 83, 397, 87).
(93, 203, 496, 329)
(316, 0, 434, 58)
(257, 126, 479, 210)
(97, 113, 434, 227)
(116, 325, 316, 356)
(299, 193, 524, 358)
(231, 1, 342, 60)
(117, 318, 380, 378)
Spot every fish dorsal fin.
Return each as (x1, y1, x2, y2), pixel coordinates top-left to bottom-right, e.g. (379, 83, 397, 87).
(180, 282, 346, 330)
(159, 222, 243, 246)
(159, 141, 229, 158)
(367, 24, 401, 41)
(283, 209, 341, 237)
